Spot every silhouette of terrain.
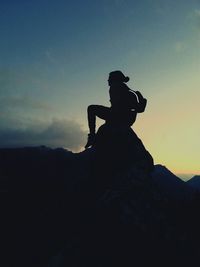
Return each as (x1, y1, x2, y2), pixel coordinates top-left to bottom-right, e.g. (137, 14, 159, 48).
(187, 175, 200, 191)
(2, 126, 200, 266)
(152, 164, 194, 201)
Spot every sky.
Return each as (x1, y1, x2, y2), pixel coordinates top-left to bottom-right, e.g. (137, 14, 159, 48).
(0, 0, 200, 179)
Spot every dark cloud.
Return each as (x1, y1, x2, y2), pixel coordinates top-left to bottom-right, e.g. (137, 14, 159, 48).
(0, 67, 86, 150)
(0, 119, 86, 151)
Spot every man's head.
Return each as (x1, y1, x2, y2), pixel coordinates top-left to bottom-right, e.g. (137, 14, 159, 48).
(108, 70, 130, 86)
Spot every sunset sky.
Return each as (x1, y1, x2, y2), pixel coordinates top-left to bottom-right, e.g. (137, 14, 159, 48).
(0, 0, 199, 179)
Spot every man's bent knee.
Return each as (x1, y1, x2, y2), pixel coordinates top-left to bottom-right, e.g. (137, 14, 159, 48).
(87, 105, 98, 113)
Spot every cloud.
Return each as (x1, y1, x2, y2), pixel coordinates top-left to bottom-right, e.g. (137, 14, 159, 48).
(0, 95, 53, 112)
(0, 118, 86, 151)
(0, 73, 86, 151)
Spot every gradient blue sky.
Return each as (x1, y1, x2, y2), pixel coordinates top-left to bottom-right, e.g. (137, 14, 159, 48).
(0, 0, 200, 179)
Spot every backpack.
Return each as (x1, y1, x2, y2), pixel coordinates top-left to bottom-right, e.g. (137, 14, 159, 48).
(127, 89, 147, 113)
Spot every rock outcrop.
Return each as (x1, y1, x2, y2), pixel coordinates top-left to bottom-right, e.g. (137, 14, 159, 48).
(1, 126, 200, 266)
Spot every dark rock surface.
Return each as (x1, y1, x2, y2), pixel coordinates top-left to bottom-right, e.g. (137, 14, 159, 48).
(2, 125, 200, 266)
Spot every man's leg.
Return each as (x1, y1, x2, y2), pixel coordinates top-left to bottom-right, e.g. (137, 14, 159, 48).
(87, 105, 110, 134)
(85, 105, 110, 148)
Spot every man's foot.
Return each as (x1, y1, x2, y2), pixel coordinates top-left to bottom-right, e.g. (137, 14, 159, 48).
(85, 133, 96, 149)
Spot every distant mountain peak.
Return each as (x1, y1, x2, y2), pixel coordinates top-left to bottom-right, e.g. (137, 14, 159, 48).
(187, 175, 200, 191)
(152, 164, 194, 200)
(154, 164, 181, 179)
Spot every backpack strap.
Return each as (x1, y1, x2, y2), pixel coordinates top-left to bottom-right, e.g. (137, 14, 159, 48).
(133, 90, 147, 113)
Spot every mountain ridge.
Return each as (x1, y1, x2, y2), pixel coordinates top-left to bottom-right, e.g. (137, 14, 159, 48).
(187, 175, 200, 191)
(2, 146, 200, 266)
